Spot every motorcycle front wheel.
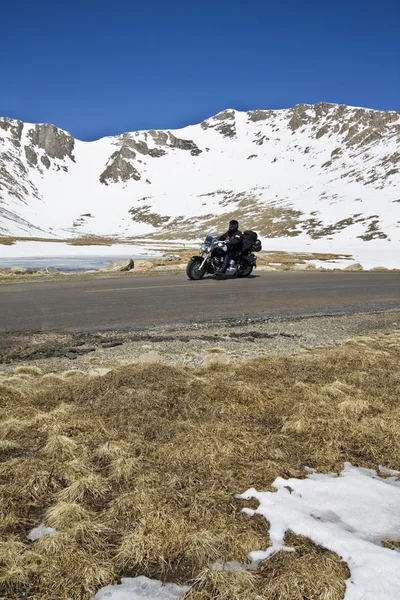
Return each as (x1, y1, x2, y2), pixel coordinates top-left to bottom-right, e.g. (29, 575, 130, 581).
(187, 258, 206, 280)
(237, 262, 253, 277)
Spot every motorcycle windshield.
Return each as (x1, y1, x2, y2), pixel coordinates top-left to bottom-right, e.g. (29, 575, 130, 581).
(204, 228, 219, 244)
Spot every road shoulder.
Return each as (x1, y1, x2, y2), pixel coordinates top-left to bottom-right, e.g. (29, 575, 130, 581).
(1, 309, 399, 373)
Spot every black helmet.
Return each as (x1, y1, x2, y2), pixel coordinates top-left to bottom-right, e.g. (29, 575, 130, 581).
(228, 219, 239, 233)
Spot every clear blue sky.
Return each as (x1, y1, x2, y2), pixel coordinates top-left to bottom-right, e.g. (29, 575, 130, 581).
(1, 0, 399, 141)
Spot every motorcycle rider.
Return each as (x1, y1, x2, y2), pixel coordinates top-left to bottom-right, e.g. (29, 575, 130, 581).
(217, 219, 243, 274)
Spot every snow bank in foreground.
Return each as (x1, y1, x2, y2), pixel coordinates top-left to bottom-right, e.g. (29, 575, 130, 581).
(91, 576, 189, 600)
(239, 463, 400, 600)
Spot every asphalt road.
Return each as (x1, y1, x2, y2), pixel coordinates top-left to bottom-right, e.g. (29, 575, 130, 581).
(0, 272, 399, 333)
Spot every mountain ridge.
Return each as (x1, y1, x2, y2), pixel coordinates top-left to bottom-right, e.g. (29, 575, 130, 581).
(4, 101, 399, 142)
(1, 102, 399, 248)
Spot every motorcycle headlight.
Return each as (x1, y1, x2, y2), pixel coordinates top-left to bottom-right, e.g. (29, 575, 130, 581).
(200, 243, 207, 252)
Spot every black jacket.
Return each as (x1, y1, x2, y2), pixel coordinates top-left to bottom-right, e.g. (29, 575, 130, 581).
(218, 229, 243, 251)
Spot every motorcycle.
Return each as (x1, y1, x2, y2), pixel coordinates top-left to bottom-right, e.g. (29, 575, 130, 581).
(186, 231, 259, 280)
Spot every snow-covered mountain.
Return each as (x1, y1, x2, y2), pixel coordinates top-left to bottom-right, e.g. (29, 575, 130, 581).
(1, 103, 399, 250)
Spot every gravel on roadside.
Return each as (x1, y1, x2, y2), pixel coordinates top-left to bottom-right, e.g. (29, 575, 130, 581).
(1, 309, 399, 374)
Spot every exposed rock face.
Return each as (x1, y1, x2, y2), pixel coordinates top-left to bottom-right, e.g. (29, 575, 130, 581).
(214, 109, 235, 122)
(27, 123, 75, 161)
(100, 150, 141, 184)
(130, 139, 166, 158)
(149, 130, 169, 145)
(99, 136, 141, 184)
(98, 129, 203, 184)
(120, 135, 166, 158)
(202, 110, 237, 138)
(24, 145, 38, 166)
(0, 118, 23, 148)
(167, 133, 202, 156)
(283, 102, 400, 151)
(0, 123, 76, 212)
(40, 155, 51, 169)
(288, 105, 311, 131)
(248, 110, 276, 123)
(129, 205, 170, 226)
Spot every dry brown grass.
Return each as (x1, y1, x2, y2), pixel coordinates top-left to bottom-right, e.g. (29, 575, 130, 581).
(0, 235, 137, 247)
(186, 533, 349, 599)
(255, 250, 352, 270)
(65, 235, 130, 246)
(15, 366, 43, 377)
(0, 334, 399, 598)
(0, 237, 63, 246)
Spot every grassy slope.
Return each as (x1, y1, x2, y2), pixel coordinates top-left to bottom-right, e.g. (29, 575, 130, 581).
(1, 334, 399, 599)
(0, 236, 135, 246)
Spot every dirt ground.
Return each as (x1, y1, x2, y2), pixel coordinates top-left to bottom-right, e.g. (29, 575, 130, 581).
(1, 309, 399, 373)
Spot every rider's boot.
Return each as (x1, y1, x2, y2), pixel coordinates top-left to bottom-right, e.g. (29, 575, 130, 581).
(217, 253, 229, 275)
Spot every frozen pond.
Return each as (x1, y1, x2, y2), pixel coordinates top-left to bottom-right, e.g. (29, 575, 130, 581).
(0, 241, 161, 272)
(0, 254, 157, 272)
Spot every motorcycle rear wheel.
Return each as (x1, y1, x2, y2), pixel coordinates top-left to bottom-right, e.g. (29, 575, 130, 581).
(237, 262, 253, 277)
(187, 259, 206, 280)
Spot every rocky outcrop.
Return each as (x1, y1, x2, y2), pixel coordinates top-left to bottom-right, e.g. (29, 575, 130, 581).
(27, 123, 75, 161)
(149, 130, 169, 145)
(248, 110, 276, 123)
(202, 110, 237, 138)
(287, 104, 313, 131)
(40, 155, 51, 169)
(344, 263, 364, 271)
(129, 206, 170, 226)
(99, 142, 141, 185)
(133, 260, 155, 271)
(0, 119, 24, 151)
(104, 259, 135, 272)
(168, 133, 202, 155)
(131, 139, 166, 158)
(24, 146, 38, 166)
(100, 156, 141, 184)
(118, 134, 167, 158)
(99, 132, 177, 184)
(282, 103, 400, 151)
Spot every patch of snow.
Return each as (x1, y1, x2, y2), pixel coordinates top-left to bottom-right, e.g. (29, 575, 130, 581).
(303, 466, 317, 473)
(0, 241, 161, 259)
(239, 463, 400, 600)
(28, 525, 57, 541)
(91, 576, 190, 600)
(88, 368, 113, 377)
(212, 559, 258, 571)
(310, 259, 355, 269)
(261, 235, 400, 270)
(379, 465, 400, 477)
